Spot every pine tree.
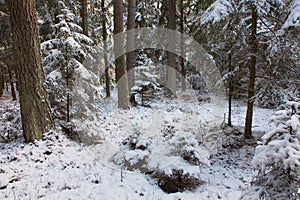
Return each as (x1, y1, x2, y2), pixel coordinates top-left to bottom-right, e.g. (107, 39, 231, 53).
(135, 51, 160, 86)
(252, 95, 300, 198)
(253, 98, 300, 172)
(41, 1, 99, 127)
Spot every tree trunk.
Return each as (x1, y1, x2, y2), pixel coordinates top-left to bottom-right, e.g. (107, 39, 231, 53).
(166, 0, 176, 95)
(228, 53, 232, 126)
(8, 0, 54, 142)
(81, 0, 88, 36)
(5, 71, 8, 91)
(126, 0, 136, 90)
(180, 0, 186, 92)
(102, 0, 110, 98)
(7, 65, 16, 101)
(114, 0, 129, 109)
(0, 68, 3, 97)
(244, 4, 257, 139)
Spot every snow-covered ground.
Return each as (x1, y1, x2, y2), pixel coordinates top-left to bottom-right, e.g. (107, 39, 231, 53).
(0, 92, 275, 200)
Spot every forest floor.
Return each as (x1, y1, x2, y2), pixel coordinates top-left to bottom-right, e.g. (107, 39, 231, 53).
(0, 91, 275, 200)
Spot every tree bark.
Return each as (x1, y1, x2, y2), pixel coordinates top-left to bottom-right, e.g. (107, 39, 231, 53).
(7, 65, 16, 101)
(244, 4, 257, 139)
(228, 53, 232, 126)
(126, 0, 136, 90)
(167, 0, 176, 95)
(8, 0, 54, 142)
(180, 0, 186, 92)
(0, 68, 3, 97)
(114, 0, 129, 109)
(102, 0, 110, 98)
(5, 71, 8, 91)
(81, 0, 88, 36)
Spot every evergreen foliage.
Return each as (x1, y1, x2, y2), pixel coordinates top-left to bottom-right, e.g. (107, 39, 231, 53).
(41, 1, 100, 134)
(251, 94, 300, 198)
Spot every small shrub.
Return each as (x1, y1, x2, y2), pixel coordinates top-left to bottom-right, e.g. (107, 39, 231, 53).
(182, 150, 201, 165)
(152, 169, 203, 193)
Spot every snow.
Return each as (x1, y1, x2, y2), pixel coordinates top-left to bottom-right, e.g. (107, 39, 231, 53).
(288, 115, 300, 130)
(74, 32, 94, 44)
(252, 0, 285, 16)
(282, 0, 300, 29)
(75, 61, 98, 81)
(201, 0, 234, 25)
(253, 134, 300, 171)
(46, 69, 62, 83)
(41, 40, 55, 50)
(66, 37, 81, 50)
(0, 93, 277, 199)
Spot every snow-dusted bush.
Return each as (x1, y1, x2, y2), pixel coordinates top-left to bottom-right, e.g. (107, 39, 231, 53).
(112, 135, 151, 172)
(251, 97, 300, 199)
(112, 130, 209, 193)
(113, 131, 210, 171)
(152, 169, 203, 193)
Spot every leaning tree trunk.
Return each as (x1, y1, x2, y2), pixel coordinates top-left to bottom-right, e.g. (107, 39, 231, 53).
(244, 4, 258, 139)
(114, 0, 129, 109)
(166, 0, 176, 95)
(8, 0, 54, 142)
(126, 0, 136, 90)
(81, 0, 88, 36)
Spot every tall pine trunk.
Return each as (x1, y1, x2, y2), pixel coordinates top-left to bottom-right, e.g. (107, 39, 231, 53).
(166, 0, 176, 95)
(0, 68, 3, 97)
(114, 0, 129, 109)
(81, 0, 88, 36)
(102, 0, 110, 98)
(8, 0, 54, 142)
(228, 53, 232, 126)
(126, 0, 136, 90)
(180, 0, 186, 92)
(244, 4, 257, 138)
